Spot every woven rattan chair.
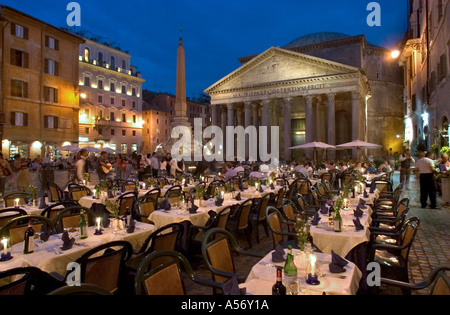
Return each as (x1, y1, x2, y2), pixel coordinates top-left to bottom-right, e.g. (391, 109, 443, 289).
(0, 215, 54, 246)
(4, 193, 31, 208)
(0, 267, 64, 295)
(47, 182, 65, 203)
(226, 199, 253, 248)
(266, 206, 297, 250)
(135, 195, 157, 224)
(0, 208, 27, 228)
(250, 193, 271, 244)
(53, 206, 95, 233)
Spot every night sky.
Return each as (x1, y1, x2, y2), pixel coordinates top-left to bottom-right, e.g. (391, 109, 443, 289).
(3, 0, 407, 98)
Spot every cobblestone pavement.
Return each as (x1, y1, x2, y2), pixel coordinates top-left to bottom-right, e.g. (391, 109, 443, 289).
(12, 169, 450, 295)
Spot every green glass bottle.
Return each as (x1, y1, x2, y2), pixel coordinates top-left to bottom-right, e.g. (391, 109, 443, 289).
(333, 210, 342, 233)
(79, 209, 88, 239)
(283, 246, 297, 277)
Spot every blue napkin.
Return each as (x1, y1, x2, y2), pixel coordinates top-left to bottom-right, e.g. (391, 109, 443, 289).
(354, 207, 364, 218)
(364, 189, 369, 198)
(126, 217, 135, 233)
(40, 224, 50, 242)
(235, 193, 241, 201)
(223, 277, 246, 296)
(272, 243, 285, 263)
(369, 184, 375, 194)
(320, 204, 328, 215)
(108, 190, 114, 199)
(258, 186, 264, 193)
(353, 217, 364, 231)
(189, 199, 199, 214)
(102, 212, 110, 228)
(358, 199, 368, 209)
(38, 196, 48, 210)
(311, 211, 321, 226)
(60, 231, 75, 251)
(215, 198, 224, 207)
(238, 181, 244, 192)
(270, 183, 275, 190)
(159, 199, 171, 210)
(329, 250, 348, 273)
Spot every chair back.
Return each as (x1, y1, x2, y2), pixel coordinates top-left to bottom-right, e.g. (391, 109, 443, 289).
(282, 200, 297, 221)
(144, 188, 161, 203)
(4, 193, 31, 208)
(274, 188, 286, 208)
(136, 195, 156, 224)
(0, 215, 54, 246)
(310, 186, 321, 207)
(47, 182, 64, 203)
(320, 173, 332, 183)
(266, 207, 284, 247)
(118, 192, 137, 216)
(204, 235, 235, 283)
(54, 206, 95, 233)
(69, 186, 92, 202)
(234, 199, 252, 231)
(399, 217, 420, 261)
(40, 202, 78, 222)
(316, 182, 328, 198)
(206, 181, 225, 197)
(164, 186, 182, 205)
(254, 193, 271, 221)
(75, 241, 133, 294)
(214, 207, 231, 230)
(431, 269, 450, 295)
(0, 267, 64, 295)
(0, 208, 27, 228)
(297, 179, 311, 195)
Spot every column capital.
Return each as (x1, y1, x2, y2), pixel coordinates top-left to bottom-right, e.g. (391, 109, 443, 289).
(304, 95, 315, 103)
(327, 93, 337, 102)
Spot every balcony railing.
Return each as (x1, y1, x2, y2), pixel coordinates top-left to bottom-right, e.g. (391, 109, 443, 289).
(79, 57, 142, 78)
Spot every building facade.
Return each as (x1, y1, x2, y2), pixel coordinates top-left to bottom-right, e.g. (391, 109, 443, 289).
(205, 32, 404, 162)
(399, 0, 449, 154)
(0, 6, 84, 159)
(141, 91, 211, 153)
(76, 34, 145, 155)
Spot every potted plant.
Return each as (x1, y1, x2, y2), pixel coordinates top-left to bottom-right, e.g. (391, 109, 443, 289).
(27, 185, 38, 207)
(294, 214, 313, 278)
(195, 185, 205, 207)
(105, 199, 122, 231)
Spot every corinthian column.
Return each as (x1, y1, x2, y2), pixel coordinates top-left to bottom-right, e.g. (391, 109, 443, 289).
(283, 98, 292, 162)
(352, 91, 361, 160)
(327, 93, 336, 160)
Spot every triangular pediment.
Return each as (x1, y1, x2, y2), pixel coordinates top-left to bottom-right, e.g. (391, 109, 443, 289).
(205, 46, 360, 94)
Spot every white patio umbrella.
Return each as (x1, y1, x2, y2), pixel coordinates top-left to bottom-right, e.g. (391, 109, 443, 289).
(336, 140, 383, 161)
(103, 147, 121, 154)
(56, 145, 79, 152)
(84, 146, 101, 153)
(289, 141, 336, 162)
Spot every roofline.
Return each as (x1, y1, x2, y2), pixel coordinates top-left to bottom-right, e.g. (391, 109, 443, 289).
(0, 5, 85, 43)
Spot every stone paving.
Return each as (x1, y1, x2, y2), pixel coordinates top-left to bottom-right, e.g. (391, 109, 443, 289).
(9, 168, 450, 295)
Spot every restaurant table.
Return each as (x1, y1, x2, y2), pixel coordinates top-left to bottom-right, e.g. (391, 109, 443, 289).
(148, 197, 252, 229)
(0, 221, 155, 277)
(242, 249, 362, 295)
(239, 186, 282, 199)
(0, 201, 61, 217)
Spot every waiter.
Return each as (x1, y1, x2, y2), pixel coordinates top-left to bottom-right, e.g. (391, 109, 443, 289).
(399, 148, 415, 190)
(416, 152, 438, 209)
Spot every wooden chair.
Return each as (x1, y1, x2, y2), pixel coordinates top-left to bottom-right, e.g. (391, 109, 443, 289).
(380, 265, 450, 295)
(40, 201, 78, 222)
(0, 215, 54, 246)
(226, 199, 253, 248)
(0, 267, 64, 295)
(270, 187, 286, 210)
(117, 192, 137, 217)
(4, 193, 31, 208)
(266, 206, 297, 250)
(54, 206, 95, 233)
(135, 250, 223, 295)
(126, 222, 184, 271)
(47, 284, 113, 295)
(68, 185, 92, 202)
(206, 180, 226, 197)
(47, 182, 65, 203)
(250, 193, 271, 243)
(201, 228, 264, 287)
(135, 195, 157, 224)
(164, 185, 183, 205)
(123, 180, 137, 192)
(0, 208, 27, 228)
(68, 241, 133, 294)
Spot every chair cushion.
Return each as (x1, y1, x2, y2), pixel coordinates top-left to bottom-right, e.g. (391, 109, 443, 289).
(374, 250, 406, 269)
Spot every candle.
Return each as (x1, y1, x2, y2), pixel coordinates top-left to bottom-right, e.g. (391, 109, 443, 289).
(83, 180, 86, 186)
(142, 183, 146, 190)
(310, 254, 317, 276)
(96, 218, 101, 231)
(1, 238, 7, 255)
(14, 198, 20, 207)
(221, 191, 224, 198)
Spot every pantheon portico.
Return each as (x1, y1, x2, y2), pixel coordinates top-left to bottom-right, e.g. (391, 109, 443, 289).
(205, 46, 370, 161)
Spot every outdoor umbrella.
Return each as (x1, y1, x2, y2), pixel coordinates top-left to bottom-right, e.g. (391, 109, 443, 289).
(103, 147, 121, 154)
(336, 140, 383, 160)
(84, 147, 101, 153)
(56, 145, 79, 152)
(288, 141, 336, 162)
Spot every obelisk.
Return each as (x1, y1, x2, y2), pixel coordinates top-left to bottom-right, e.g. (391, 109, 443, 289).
(171, 29, 191, 129)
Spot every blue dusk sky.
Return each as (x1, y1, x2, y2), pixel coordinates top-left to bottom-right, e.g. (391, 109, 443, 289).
(2, 0, 408, 98)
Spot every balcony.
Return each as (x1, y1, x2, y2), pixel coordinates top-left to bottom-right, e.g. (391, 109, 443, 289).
(79, 57, 142, 78)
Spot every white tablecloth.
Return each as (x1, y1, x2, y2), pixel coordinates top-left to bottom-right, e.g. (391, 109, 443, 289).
(243, 249, 362, 295)
(0, 222, 155, 277)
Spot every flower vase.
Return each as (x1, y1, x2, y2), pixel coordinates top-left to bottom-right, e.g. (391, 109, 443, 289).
(112, 218, 123, 232)
(294, 250, 311, 280)
(33, 199, 38, 207)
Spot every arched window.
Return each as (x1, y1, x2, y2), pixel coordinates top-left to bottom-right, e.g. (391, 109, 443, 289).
(122, 59, 126, 70)
(98, 52, 103, 65)
(110, 56, 116, 69)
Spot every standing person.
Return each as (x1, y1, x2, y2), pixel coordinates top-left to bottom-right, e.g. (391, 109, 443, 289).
(151, 153, 159, 178)
(75, 149, 89, 184)
(14, 154, 30, 192)
(416, 152, 438, 209)
(399, 148, 415, 190)
(0, 153, 13, 196)
(138, 155, 146, 181)
(144, 153, 152, 176)
(169, 157, 183, 177)
(121, 158, 129, 180)
(96, 151, 111, 182)
(114, 154, 123, 180)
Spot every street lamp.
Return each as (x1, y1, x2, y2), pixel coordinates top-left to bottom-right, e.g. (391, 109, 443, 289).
(80, 93, 87, 100)
(391, 50, 400, 59)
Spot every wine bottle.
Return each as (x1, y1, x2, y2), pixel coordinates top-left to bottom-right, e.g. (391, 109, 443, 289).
(283, 245, 297, 277)
(23, 221, 35, 254)
(272, 267, 287, 295)
(333, 210, 342, 232)
(79, 209, 88, 239)
(125, 206, 131, 227)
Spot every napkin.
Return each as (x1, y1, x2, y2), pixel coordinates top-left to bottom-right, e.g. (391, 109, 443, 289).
(272, 243, 285, 263)
(40, 224, 50, 242)
(126, 216, 135, 233)
(108, 190, 114, 199)
(60, 231, 75, 251)
(270, 183, 275, 190)
(258, 185, 264, 193)
(311, 211, 321, 226)
(102, 213, 110, 228)
(235, 193, 241, 201)
(329, 250, 348, 273)
(369, 184, 375, 194)
(189, 202, 199, 214)
(354, 207, 364, 218)
(320, 204, 328, 215)
(326, 200, 333, 206)
(223, 277, 246, 296)
(238, 181, 244, 192)
(38, 196, 48, 210)
(215, 198, 224, 207)
(159, 199, 171, 210)
(364, 189, 369, 198)
(353, 217, 364, 231)
(359, 199, 367, 208)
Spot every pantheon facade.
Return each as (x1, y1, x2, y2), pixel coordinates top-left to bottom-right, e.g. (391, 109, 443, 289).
(204, 32, 404, 162)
